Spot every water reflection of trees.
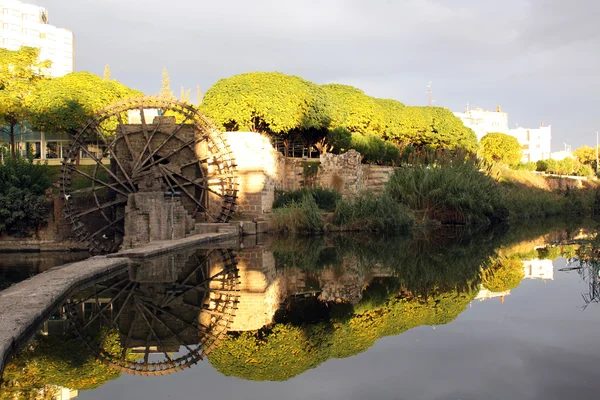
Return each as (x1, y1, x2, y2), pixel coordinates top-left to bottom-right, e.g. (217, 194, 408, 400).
(1, 248, 239, 398)
(209, 227, 506, 381)
(565, 236, 600, 308)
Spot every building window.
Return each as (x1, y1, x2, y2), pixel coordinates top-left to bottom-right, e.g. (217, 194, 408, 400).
(23, 142, 42, 159)
(46, 141, 60, 159)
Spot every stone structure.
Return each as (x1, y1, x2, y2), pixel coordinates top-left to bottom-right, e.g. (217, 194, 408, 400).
(223, 132, 396, 219)
(122, 192, 195, 249)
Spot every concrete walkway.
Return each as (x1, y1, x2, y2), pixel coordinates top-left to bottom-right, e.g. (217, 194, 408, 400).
(0, 231, 238, 376)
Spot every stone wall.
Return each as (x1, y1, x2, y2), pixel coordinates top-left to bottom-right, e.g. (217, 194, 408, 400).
(122, 192, 194, 249)
(221, 133, 397, 217)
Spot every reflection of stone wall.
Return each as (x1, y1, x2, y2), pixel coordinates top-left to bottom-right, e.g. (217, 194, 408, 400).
(229, 247, 286, 331)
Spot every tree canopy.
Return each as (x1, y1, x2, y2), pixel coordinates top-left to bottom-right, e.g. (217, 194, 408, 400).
(321, 84, 384, 135)
(201, 72, 331, 136)
(200, 72, 477, 161)
(27, 71, 142, 135)
(0, 47, 51, 156)
(480, 132, 523, 165)
(573, 145, 597, 166)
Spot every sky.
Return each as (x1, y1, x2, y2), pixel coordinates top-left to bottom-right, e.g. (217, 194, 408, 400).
(27, 0, 600, 151)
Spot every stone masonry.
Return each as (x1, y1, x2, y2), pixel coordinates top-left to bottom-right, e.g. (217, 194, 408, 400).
(122, 192, 195, 250)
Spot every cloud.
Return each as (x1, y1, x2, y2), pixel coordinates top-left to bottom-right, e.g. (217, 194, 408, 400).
(23, 0, 600, 149)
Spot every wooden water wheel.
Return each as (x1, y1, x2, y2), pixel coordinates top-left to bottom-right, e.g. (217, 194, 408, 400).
(60, 97, 237, 254)
(64, 248, 239, 375)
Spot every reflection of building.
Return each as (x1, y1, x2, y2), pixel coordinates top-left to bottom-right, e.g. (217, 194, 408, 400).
(523, 259, 554, 280)
(453, 105, 509, 141)
(474, 287, 511, 302)
(51, 386, 78, 400)
(509, 126, 552, 163)
(0, 0, 75, 77)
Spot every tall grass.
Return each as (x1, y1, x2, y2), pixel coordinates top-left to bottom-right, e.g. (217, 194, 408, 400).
(333, 192, 413, 231)
(273, 188, 341, 212)
(385, 160, 501, 225)
(271, 194, 325, 232)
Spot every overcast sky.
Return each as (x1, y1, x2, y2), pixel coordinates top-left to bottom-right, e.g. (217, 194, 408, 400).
(30, 0, 600, 151)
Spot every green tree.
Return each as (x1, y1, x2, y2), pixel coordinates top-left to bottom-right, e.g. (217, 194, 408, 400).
(0, 47, 51, 157)
(201, 72, 329, 133)
(321, 83, 384, 136)
(27, 71, 142, 135)
(0, 152, 51, 236)
(315, 126, 352, 154)
(103, 64, 111, 80)
(573, 145, 597, 169)
(201, 72, 330, 153)
(392, 106, 477, 152)
(480, 132, 523, 165)
(159, 67, 175, 100)
(374, 98, 405, 141)
(481, 257, 525, 292)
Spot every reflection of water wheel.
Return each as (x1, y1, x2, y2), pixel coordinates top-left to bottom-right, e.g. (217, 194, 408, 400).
(65, 249, 239, 375)
(60, 97, 237, 254)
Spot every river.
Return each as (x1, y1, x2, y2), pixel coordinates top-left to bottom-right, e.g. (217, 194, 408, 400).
(1, 220, 599, 400)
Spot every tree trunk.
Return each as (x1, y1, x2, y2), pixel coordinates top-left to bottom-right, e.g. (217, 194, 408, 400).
(9, 123, 16, 158)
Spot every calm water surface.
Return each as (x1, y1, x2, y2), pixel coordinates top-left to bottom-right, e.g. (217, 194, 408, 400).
(0, 251, 89, 290)
(1, 223, 599, 400)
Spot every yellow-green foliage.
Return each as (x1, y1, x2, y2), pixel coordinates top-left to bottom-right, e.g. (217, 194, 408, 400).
(201, 72, 330, 135)
(201, 72, 477, 153)
(480, 132, 522, 165)
(481, 257, 525, 292)
(27, 71, 143, 135)
(0, 333, 121, 398)
(208, 291, 474, 381)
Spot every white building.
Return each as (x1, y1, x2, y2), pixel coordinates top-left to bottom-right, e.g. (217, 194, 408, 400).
(509, 125, 552, 163)
(0, 0, 74, 77)
(453, 105, 509, 141)
(523, 259, 554, 281)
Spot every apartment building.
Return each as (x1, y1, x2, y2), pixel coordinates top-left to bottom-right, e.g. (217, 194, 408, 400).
(0, 0, 74, 77)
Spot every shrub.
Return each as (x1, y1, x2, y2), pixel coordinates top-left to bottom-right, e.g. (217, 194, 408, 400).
(0, 153, 51, 236)
(271, 194, 325, 232)
(512, 162, 537, 171)
(332, 192, 413, 231)
(536, 159, 548, 172)
(273, 188, 341, 212)
(576, 164, 594, 177)
(385, 160, 502, 224)
(349, 132, 399, 165)
(326, 127, 352, 154)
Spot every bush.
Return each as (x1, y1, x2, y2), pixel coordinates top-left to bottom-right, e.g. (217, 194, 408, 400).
(536, 159, 548, 172)
(326, 127, 352, 154)
(512, 162, 537, 171)
(332, 192, 413, 231)
(0, 153, 51, 236)
(576, 164, 594, 177)
(385, 160, 502, 224)
(271, 194, 325, 232)
(273, 188, 341, 212)
(349, 132, 399, 165)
